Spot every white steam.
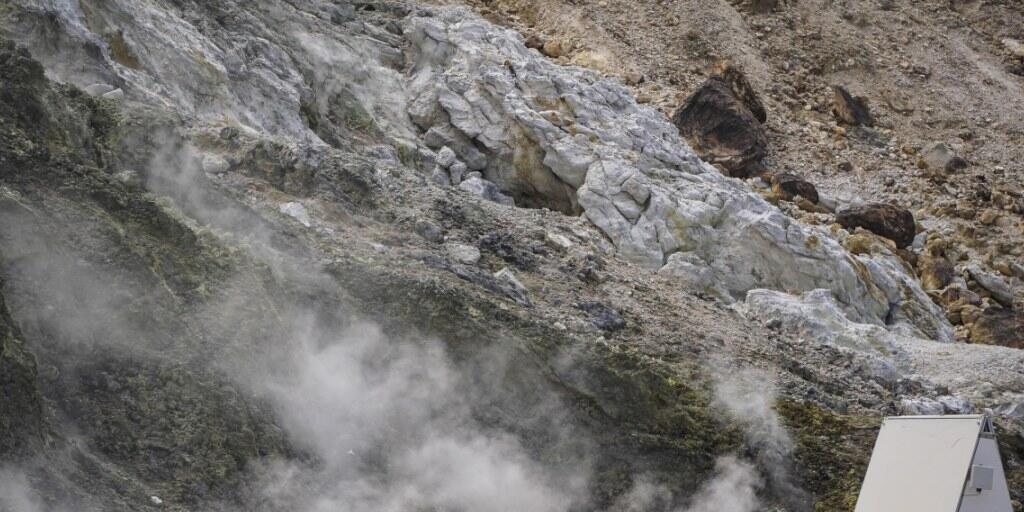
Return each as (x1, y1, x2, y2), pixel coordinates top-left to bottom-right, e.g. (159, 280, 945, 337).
(614, 366, 806, 512)
(0, 468, 54, 512)
(714, 367, 809, 511)
(683, 456, 761, 512)
(236, 320, 584, 512)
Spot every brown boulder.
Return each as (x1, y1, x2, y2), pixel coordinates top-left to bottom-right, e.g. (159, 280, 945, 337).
(917, 254, 955, 290)
(968, 307, 1023, 349)
(671, 64, 767, 178)
(835, 203, 916, 249)
(831, 86, 873, 126)
(771, 173, 819, 203)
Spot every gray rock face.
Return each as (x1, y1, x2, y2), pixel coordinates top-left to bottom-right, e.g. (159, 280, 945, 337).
(402, 12, 948, 339)
(0, 2, 950, 340)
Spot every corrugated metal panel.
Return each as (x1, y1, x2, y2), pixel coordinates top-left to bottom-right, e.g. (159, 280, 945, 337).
(854, 415, 984, 512)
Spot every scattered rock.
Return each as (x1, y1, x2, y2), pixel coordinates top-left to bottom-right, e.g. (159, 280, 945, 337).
(967, 265, 1015, 307)
(458, 177, 515, 206)
(1003, 38, 1024, 59)
(101, 88, 125, 101)
(524, 34, 544, 51)
(448, 161, 467, 184)
(918, 142, 968, 176)
(445, 243, 481, 265)
(83, 83, 115, 96)
(771, 172, 819, 203)
(576, 301, 626, 332)
(414, 219, 444, 243)
(430, 166, 451, 186)
(279, 202, 312, 227)
(671, 64, 768, 178)
(836, 203, 916, 249)
(831, 86, 873, 126)
(968, 307, 1023, 348)
(544, 231, 574, 252)
(541, 40, 568, 58)
(436, 146, 458, 168)
(494, 267, 528, 297)
(918, 255, 954, 291)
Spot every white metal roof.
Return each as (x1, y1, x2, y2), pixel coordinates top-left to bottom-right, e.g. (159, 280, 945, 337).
(854, 415, 986, 512)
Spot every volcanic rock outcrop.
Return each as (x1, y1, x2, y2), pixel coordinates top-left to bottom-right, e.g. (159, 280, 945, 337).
(0, 1, 1022, 510)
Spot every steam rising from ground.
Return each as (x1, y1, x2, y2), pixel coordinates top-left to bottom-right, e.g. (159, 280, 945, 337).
(615, 366, 807, 512)
(0, 468, 58, 512)
(713, 367, 810, 512)
(239, 320, 585, 511)
(144, 142, 588, 510)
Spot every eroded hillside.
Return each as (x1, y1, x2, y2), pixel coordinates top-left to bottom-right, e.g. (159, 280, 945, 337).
(0, 1, 1021, 511)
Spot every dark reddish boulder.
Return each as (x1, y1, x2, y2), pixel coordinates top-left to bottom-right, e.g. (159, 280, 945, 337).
(671, 64, 768, 179)
(836, 203, 916, 249)
(771, 173, 819, 203)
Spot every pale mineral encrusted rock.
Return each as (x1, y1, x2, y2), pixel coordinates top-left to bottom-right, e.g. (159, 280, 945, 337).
(744, 287, 1024, 411)
(402, 11, 951, 340)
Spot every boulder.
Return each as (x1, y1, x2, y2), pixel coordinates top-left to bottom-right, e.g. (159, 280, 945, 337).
(917, 255, 954, 291)
(671, 65, 768, 178)
(836, 203, 916, 249)
(967, 265, 1015, 307)
(969, 307, 1023, 349)
(831, 86, 873, 126)
(771, 173, 819, 203)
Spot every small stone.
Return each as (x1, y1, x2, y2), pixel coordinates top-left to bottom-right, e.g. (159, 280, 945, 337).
(201, 154, 230, 174)
(770, 172, 819, 203)
(918, 255, 954, 290)
(151, 496, 164, 505)
(430, 166, 451, 187)
(101, 88, 125, 101)
(448, 161, 467, 184)
(84, 83, 116, 96)
(544, 231, 574, 251)
(494, 267, 527, 295)
(458, 177, 515, 206)
(414, 219, 444, 243)
(1002, 38, 1024, 59)
(541, 40, 567, 58)
(279, 202, 311, 227)
(624, 71, 644, 86)
(918, 142, 967, 175)
(435, 146, 457, 169)
(446, 242, 481, 265)
(576, 301, 626, 332)
(979, 209, 1001, 226)
(837, 161, 854, 172)
(831, 85, 873, 126)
